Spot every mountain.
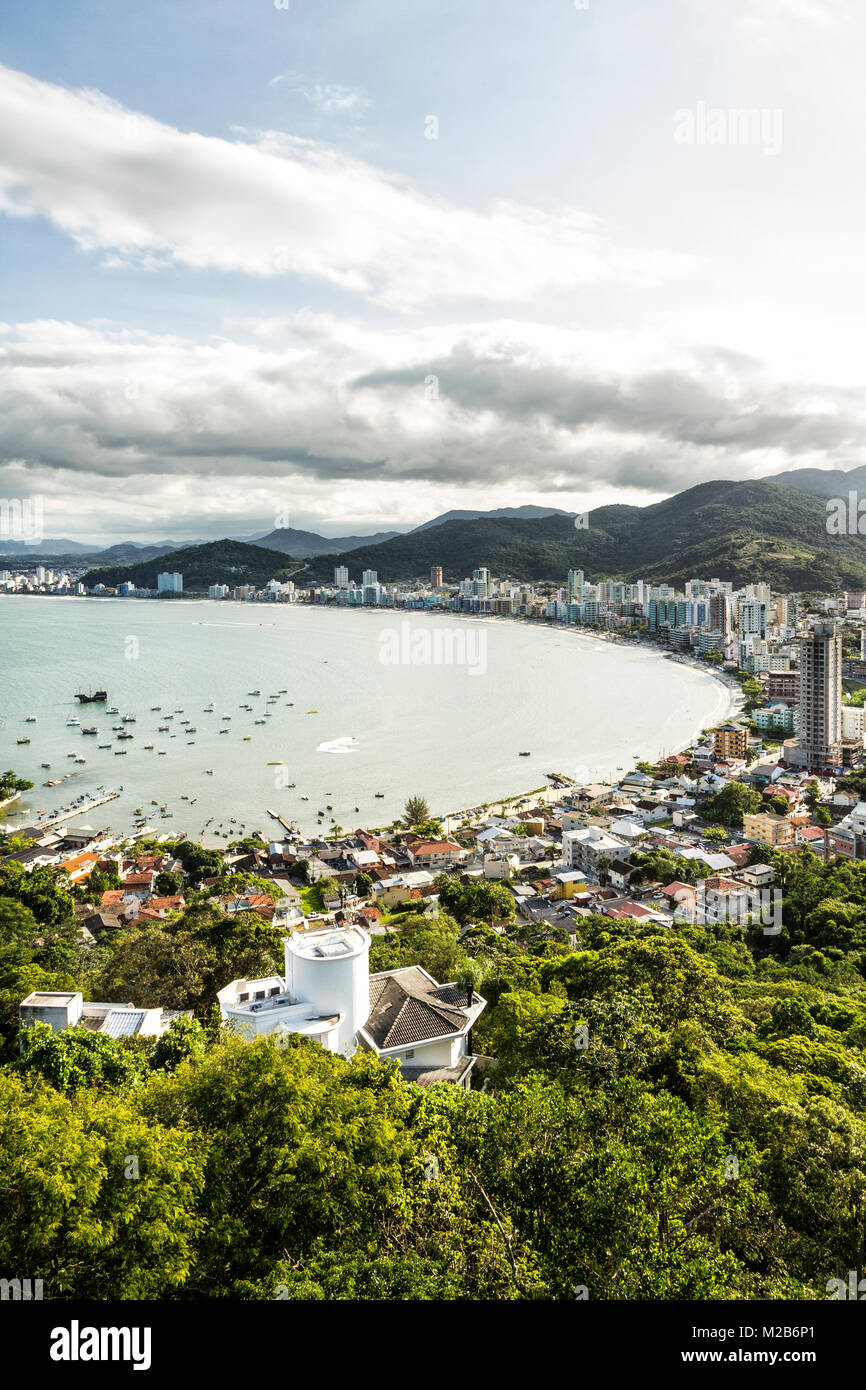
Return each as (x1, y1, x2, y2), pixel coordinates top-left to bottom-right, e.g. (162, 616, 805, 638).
(88, 541, 187, 564)
(252, 527, 401, 557)
(79, 539, 299, 591)
(411, 505, 573, 532)
(763, 466, 866, 499)
(0, 537, 96, 557)
(301, 479, 866, 590)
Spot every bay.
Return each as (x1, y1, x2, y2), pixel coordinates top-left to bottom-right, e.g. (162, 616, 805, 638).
(0, 596, 735, 843)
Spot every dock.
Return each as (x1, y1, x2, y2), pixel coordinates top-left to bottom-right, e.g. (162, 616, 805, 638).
(267, 808, 296, 837)
(26, 788, 122, 833)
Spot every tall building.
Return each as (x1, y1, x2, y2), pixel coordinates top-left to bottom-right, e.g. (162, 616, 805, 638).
(157, 572, 183, 594)
(334, 565, 349, 587)
(361, 569, 378, 588)
(430, 566, 443, 588)
(737, 599, 766, 638)
(567, 569, 584, 600)
(709, 592, 730, 636)
(792, 622, 842, 770)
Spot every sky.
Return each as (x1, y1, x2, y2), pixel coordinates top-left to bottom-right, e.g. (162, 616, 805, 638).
(0, 0, 864, 545)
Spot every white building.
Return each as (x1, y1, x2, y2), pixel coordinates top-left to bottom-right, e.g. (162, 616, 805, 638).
(19, 991, 171, 1039)
(217, 924, 486, 1085)
(157, 572, 183, 594)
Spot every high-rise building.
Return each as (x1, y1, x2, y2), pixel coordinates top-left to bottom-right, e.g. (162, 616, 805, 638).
(709, 592, 730, 636)
(334, 565, 349, 587)
(430, 566, 443, 588)
(793, 622, 842, 770)
(361, 569, 378, 588)
(737, 599, 766, 638)
(567, 569, 584, 601)
(157, 572, 183, 594)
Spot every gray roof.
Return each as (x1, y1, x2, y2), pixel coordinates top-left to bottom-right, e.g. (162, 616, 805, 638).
(365, 967, 479, 1050)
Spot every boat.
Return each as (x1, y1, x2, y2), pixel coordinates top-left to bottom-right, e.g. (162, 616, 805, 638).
(66, 717, 80, 726)
(151, 706, 161, 711)
(267, 761, 283, 765)
(106, 706, 119, 715)
(98, 743, 112, 749)
(300, 795, 309, 801)
(307, 710, 319, 714)
(221, 715, 231, 720)
(243, 736, 251, 740)
(354, 806, 359, 812)
(25, 715, 37, 722)
(144, 743, 154, 750)
(41, 761, 51, 768)
(375, 792, 385, 798)
(158, 725, 169, 732)
(248, 690, 261, 696)
(518, 751, 531, 756)
(73, 756, 86, 764)
(122, 714, 136, 723)
(82, 727, 98, 735)
(157, 751, 167, 756)
(219, 729, 229, 735)
(187, 727, 196, 733)
(205, 769, 214, 775)
(255, 719, 266, 725)
(75, 689, 108, 703)
(16, 736, 30, 744)
(114, 750, 127, 756)
(117, 731, 134, 741)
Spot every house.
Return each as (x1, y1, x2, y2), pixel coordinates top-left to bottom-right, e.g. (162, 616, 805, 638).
(121, 870, 157, 899)
(552, 869, 588, 899)
(607, 859, 637, 892)
(405, 839, 466, 871)
(738, 863, 777, 890)
(57, 852, 100, 883)
(371, 869, 437, 908)
(217, 925, 486, 1086)
(18, 990, 171, 1039)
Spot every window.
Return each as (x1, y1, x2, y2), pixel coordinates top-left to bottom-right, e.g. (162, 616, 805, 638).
(404, 1049, 415, 1059)
(238, 993, 249, 1003)
(254, 990, 266, 1001)
(269, 986, 280, 996)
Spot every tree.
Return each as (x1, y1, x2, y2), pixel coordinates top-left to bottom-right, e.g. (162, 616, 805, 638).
(697, 781, 762, 828)
(150, 1016, 208, 1072)
(14, 1021, 144, 1093)
(403, 796, 431, 828)
(0, 769, 33, 799)
(155, 869, 184, 896)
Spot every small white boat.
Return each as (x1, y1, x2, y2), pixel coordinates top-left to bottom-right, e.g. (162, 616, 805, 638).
(25, 715, 37, 722)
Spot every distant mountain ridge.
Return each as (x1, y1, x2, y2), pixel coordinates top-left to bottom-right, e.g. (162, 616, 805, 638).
(252, 527, 401, 557)
(300, 478, 866, 590)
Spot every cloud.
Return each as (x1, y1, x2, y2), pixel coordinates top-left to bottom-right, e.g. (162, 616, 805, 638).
(269, 74, 372, 120)
(1, 316, 864, 527)
(0, 64, 687, 312)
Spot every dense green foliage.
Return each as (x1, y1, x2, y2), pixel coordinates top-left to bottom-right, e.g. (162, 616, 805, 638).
(2, 834, 866, 1298)
(80, 538, 297, 592)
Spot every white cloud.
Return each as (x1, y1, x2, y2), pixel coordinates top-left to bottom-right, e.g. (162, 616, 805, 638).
(0, 64, 688, 312)
(269, 74, 372, 119)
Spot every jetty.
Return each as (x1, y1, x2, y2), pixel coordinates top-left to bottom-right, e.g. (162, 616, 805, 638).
(267, 808, 296, 836)
(25, 788, 122, 833)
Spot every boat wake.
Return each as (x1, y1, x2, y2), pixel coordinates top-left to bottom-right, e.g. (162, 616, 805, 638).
(316, 736, 360, 754)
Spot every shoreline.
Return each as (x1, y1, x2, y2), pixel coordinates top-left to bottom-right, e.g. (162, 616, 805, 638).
(2, 596, 745, 846)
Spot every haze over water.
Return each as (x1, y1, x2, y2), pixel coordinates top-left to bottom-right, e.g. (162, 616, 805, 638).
(0, 597, 734, 842)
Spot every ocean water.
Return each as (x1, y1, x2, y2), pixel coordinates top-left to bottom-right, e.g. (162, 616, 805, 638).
(0, 597, 733, 842)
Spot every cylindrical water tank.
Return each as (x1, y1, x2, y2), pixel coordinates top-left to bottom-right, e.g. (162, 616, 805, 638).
(284, 925, 371, 1055)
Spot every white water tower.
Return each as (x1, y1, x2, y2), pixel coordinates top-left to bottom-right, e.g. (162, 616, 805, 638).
(284, 925, 371, 1056)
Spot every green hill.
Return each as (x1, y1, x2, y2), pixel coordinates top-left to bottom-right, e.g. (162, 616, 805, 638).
(301, 479, 866, 590)
(80, 539, 299, 592)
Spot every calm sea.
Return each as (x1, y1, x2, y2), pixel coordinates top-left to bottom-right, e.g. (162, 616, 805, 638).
(0, 597, 733, 842)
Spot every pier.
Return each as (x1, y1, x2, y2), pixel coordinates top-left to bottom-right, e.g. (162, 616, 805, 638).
(25, 788, 122, 834)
